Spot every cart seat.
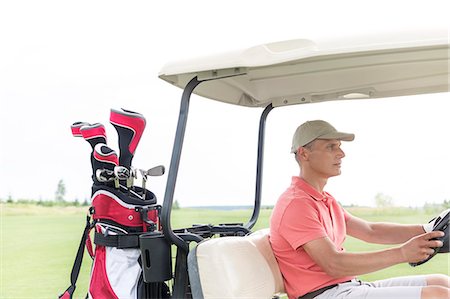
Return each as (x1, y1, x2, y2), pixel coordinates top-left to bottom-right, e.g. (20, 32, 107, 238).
(188, 228, 285, 299)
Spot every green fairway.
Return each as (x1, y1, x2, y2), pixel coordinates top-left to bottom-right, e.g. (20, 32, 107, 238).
(0, 204, 448, 298)
(1, 205, 93, 299)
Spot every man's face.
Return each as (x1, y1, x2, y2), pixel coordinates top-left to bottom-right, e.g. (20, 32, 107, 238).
(301, 139, 346, 179)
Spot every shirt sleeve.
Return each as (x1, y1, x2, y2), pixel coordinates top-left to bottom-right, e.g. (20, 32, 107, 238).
(279, 198, 327, 250)
(342, 207, 352, 222)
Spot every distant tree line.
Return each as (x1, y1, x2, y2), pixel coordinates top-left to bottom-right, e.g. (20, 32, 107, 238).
(2, 184, 449, 211)
(1, 179, 90, 207)
(373, 192, 450, 212)
(0, 198, 91, 207)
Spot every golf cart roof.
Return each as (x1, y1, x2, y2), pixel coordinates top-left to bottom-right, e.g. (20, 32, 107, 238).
(159, 31, 449, 108)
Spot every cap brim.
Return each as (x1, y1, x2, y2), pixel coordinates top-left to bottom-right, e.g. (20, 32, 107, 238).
(319, 132, 355, 141)
(290, 131, 355, 153)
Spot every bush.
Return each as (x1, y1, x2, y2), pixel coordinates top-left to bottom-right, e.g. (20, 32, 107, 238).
(37, 200, 54, 207)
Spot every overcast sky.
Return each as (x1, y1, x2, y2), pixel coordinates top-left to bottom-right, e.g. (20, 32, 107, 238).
(0, 0, 449, 208)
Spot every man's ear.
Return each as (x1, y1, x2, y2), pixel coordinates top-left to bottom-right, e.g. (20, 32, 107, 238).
(297, 147, 309, 161)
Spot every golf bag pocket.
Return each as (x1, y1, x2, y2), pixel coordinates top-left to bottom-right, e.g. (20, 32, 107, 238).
(89, 225, 142, 299)
(91, 186, 158, 230)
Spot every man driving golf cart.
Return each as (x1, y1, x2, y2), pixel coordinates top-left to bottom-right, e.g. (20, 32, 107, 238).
(270, 120, 450, 299)
(158, 31, 449, 299)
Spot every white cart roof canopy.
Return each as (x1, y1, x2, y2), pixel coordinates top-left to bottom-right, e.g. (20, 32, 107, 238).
(159, 31, 449, 108)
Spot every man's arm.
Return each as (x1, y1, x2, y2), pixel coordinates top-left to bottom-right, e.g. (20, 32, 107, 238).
(346, 213, 425, 244)
(302, 231, 443, 278)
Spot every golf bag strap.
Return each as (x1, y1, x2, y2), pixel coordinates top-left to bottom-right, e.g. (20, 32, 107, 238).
(94, 231, 140, 249)
(59, 215, 92, 299)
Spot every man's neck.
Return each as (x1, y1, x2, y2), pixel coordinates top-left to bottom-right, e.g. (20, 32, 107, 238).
(299, 172, 328, 194)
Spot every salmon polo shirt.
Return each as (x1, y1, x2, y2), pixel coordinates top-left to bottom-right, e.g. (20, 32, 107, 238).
(270, 177, 355, 299)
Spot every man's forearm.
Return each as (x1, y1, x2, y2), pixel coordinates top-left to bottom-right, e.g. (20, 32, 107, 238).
(325, 247, 405, 277)
(366, 222, 424, 244)
(304, 231, 443, 278)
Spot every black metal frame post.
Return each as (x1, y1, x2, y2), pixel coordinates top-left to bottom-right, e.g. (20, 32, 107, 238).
(161, 77, 202, 299)
(245, 104, 274, 230)
(162, 77, 202, 252)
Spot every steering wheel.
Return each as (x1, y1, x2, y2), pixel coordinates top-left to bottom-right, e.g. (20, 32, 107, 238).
(409, 211, 449, 267)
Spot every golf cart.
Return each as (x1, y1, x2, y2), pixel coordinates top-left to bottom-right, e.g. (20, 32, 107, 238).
(155, 31, 449, 299)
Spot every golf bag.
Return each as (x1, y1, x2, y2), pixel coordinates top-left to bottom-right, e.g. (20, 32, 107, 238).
(60, 109, 172, 299)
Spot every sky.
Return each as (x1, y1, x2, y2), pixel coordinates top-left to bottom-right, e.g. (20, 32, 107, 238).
(0, 0, 449, 208)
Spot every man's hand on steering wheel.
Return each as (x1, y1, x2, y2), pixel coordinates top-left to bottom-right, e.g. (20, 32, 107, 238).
(409, 209, 450, 267)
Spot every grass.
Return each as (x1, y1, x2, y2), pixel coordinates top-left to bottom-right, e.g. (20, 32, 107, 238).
(0, 204, 448, 298)
(1, 205, 92, 299)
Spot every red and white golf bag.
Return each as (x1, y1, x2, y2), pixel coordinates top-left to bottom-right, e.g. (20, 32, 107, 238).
(60, 109, 172, 299)
(91, 187, 158, 297)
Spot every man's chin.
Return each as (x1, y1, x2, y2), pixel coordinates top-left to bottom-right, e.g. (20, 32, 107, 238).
(330, 170, 342, 177)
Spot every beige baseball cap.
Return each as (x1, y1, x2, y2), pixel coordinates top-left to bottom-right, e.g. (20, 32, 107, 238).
(291, 120, 355, 153)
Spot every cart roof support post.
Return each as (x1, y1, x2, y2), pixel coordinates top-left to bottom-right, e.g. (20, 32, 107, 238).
(246, 103, 273, 230)
(162, 76, 202, 252)
(161, 77, 271, 247)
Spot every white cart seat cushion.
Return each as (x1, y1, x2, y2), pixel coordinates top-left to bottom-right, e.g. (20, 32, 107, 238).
(188, 228, 285, 299)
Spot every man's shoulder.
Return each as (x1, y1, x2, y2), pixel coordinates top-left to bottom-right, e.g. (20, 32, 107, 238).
(282, 180, 310, 198)
(273, 188, 318, 219)
(279, 184, 315, 206)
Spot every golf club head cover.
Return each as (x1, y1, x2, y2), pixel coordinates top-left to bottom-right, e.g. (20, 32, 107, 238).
(110, 108, 146, 170)
(92, 143, 119, 186)
(71, 121, 90, 137)
(80, 123, 107, 150)
(411, 209, 450, 266)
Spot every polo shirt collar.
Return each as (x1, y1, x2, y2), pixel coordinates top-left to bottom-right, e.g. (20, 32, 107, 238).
(291, 176, 330, 203)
